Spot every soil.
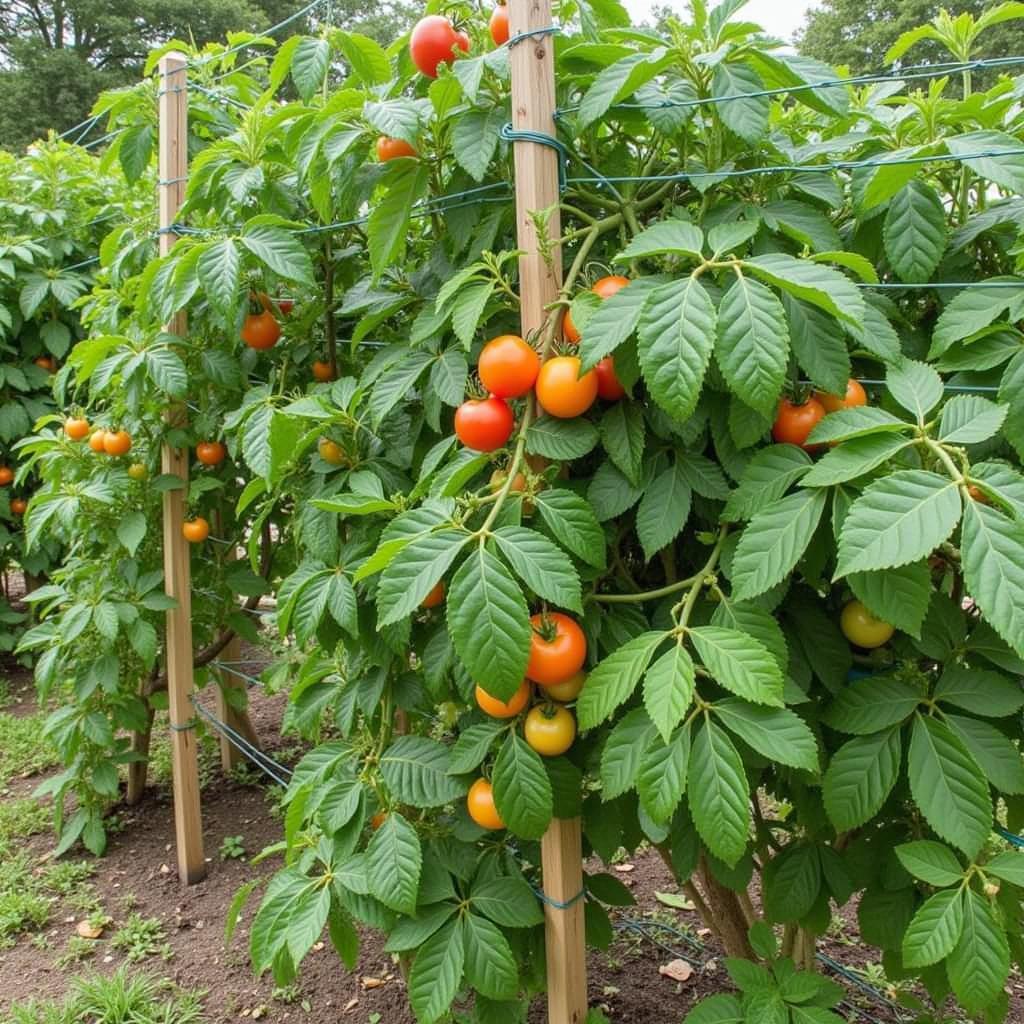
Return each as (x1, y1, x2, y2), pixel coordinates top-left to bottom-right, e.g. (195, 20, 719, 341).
(1, 645, 1022, 1024)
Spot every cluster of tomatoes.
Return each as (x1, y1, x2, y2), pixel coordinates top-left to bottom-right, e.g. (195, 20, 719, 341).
(466, 612, 587, 831)
(772, 378, 868, 448)
(453, 277, 630, 454)
(0, 464, 26, 516)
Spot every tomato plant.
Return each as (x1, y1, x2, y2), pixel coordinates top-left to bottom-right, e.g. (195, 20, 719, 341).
(14, 1, 1024, 1022)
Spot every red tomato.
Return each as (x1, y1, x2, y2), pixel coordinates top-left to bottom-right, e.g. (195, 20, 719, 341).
(10, 497, 26, 516)
(478, 335, 539, 399)
(527, 613, 587, 686)
(489, 6, 509, 45)
(312, 360, 336, 382)
(772, 397, 826, 449)
(817, 379, 868, 414)
(409, 16, 468, 78)
(376, 137, 417, 161)
(454, 396, 514, 451)
(196, 441, 226, 467)
(276, 298, 294, 315)
(594, 357, 625, 400)
(535, 356, 598, 419)
(241, 311, 281, 350)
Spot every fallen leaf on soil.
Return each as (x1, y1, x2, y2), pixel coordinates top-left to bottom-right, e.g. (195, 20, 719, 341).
(76, 920, 104, 939)
(614, 863, 635, 873)
(654, 891, 695, 911)
(362, 976, 385, 989)
(343, 998, 358, 1011)
(659, 959, 694, 983)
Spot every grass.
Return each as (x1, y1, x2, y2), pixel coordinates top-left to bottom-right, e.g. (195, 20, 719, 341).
(0, 967, 207, 1024)
(111, 913, 173, 963)
(0, 851, 96, 949)
(0, 795, 50, 846)
(0, 708, 57, 787)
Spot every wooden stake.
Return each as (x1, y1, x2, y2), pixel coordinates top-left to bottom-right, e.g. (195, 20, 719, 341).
(508, 3, 587, 1021)
(158, 52, 206, 885)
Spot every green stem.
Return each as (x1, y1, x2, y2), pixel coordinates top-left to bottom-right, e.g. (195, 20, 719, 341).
(590, 573, 700, 604)
(673, 525, 729, 631)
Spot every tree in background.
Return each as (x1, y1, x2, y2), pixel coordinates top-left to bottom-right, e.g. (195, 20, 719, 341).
(799, 0, 1024, 82)
(0, 0, 415, 152)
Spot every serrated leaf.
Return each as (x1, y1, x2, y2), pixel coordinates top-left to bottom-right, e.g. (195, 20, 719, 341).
(599, 401, 645, 485)
(461, 913, 518, 999)
(577, 631, 666, 730)
(887, 360, 944, 422)
(902, 888, 965, 968)
(377, 530, 469, 626)
(848, 561, 933, 639)
(526, 416, 599, 460)
(783, 295, 851, 396)
(689, 626, 784, 706)
(637, 726, 691, 823)
(643, 642, 695, 743)
(366, 813, 421, 915)
(452, 108, 504, 182)
(807, 406, 912, 446)
(801, 433, 912, 488)
(722, 444, 812, 521)
(408, 920, 463, 1024)
(947, 888, 1010, 1014)
(534, 488, 606, 569)
(380, 736, 469, 808)
(492, 526, 583, 613)
(712, 699, 818, 772)
(578, 277, 661, 373)
(492, 733, 553, 840)
(688, 720, 750, 866)
(636, 462, 691, 562)
(448, 721, 504, 775)
(933, 663, 1024, 717)
(471, 875, 544, 928)
(599, 707, 657, 799)
(895, 841, 964, 887)
(945, 713, 1024, 794)
(822, 675, 921, 734)
(745, 253, 865, 326)
(883, 181, 948, 284)
(712, 61, 768, 144)
(823, 728, 901, 830)
(939, 395, 1008, 445)
(616, 220, 704, 262)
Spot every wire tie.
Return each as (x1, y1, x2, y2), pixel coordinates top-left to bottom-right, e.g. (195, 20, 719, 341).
(169, 717, 198, 732)
(158, 176, 188, 186)
(507, 25, 560, 47)
(533, 884, 586, 910)
(500, 123, 569, 190)
(156, 85, 186, 96)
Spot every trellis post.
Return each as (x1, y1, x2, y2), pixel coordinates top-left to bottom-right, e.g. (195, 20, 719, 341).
(507, 2, 588, 1021)
(158, 52, 206, 885)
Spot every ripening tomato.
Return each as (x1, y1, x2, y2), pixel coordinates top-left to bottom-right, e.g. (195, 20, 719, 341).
(64, 418, 90, 441)
(489, 468, 526, 493)
(241, 311, 281, 350)
(127, 463, 149, 481)
(840, 600, 894, 649)
(967, 484, 990, 504)
(103, 430, 132, 456)
(422, 581, 445, 609)
(88, 430, 107, 453)
(475, 679, 531, 719)
(489, 5, 509, 44)
(542, 669, 585, 702)
(467, 778, 504, 830)
(535, 356, 598, 419)
(562, 308, 580, 344)
(527, 612, 587, 685)
(409, 15, 468, 78)
(478, 334, 539, 399)
(772, 397, 825, 449)
(524, 704, 576, 756)
(312, 360, 336, 382)
(34, 355, 55, 372)
(182, 517, 210, 544)
(318, 437, 347, 466)
(276, 298, 294, 315)
(817, 378, 867, 414)
(196, 441, 226, 467)
(0, 466, 12, 486)
(592, 275, 630, 300)
(370, 812, 388, 831)
(594, 357, 625, 400)
(376, 136, 417, 161)
(454, 396, 514, 451)
(10, 497, 26, 516)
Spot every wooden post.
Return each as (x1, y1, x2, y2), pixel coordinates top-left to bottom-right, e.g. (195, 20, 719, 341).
(508, 2, 588, 1022)
(158, 52, 206, 885)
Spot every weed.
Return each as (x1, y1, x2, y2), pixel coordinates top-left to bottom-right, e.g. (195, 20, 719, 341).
(54, 934, 98, 969)
(0, 796, 49, 844)
(111, 913, 173, 963)
(219, 834, 246, 860)
(0, 710, 57, 786)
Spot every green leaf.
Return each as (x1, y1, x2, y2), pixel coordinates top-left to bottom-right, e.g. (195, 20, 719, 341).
(448, 721, 504, 775)
(947, 889, 1011, 1014)
(712, 699, 818, 772)
(470, 875, 544, 928)
(945, 713, 1024, 794)
(930, 277, 1024, 358)
(807, 406, 912, 446)
(637, 726, 691, 823)
(682, 994, 743, 1024)
(366, 813, 421, 915)
(461, 913, 518, 999)
(384, 904, 454, 953)
(745, 253, 865, 326)
(447, 546, 532, 702)
(600, 707, 657, 799)
(492, 526, 583, 613)
(117, 124, 154, 183)
(887, 360, 945, 423)
(712, 61, 768, 144)
(534, 488, 606, 570)
(908, 714, 991, 859)
(902, 889, 965, 969)
(895, 841, 964, 887)
(783, 295, 852, 396)
(290, 37, 330, 100)
(983, 850, 1024, 887)
(822, 675, 920, 734)
(638, 275, 716, 421)
(577, 631, 667, 730)
(948, 130, 1024, 194)
(763, 844, 821, 923)
(722, 444, 812, 522)
(335, 31, 390, 84)
(731, 489, 827, 601)
(715, 276, 789, 418)
(492, 733, 553, 840)
(116, 511, 147, 556)
(939, 395, 1008, 445)
(578, 49, 671, 128)
(599, 401, 645, 485)
(380, 736, 469, 808)
(615, 220, 704, 262)
(408, 920, 463, 1024)
(241, 219, 314, 284)
(689, 627, 784, 706)
(848, 562, 933, 639)
(197, 239, 241, 313)
(835, 470, 963, 577)
(801, 434, 912, 488)
(367, 162, 429, 278)
(452, 108, 504, 182)
(526, 416, 599, 460)
(377, 530, 469, 626)
(933, 663, 1024, 717)
(823, 728, 901, 831)
(643, 642, 695, 743)
(883, 181, 948, 284)
(688, 720, 750, 867)
(961, 501, 1024, 660)
(578, 277, 662, 373)
(636, 462, 691, 562)
(711, 600, 787, 671)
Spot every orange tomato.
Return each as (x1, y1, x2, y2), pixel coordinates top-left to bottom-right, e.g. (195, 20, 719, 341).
(0, 466, 13, 486)
(535, 356, 598, 419)
(370, 812, 387, 831)
(34, 355, 55, 372)
(422, 581, 446, 609)
(592, 275, 630, 300)
(9, 497, 26, 516)
(772, 398, 825, 449)
(562, 308, 581, 344)
(64, 418, 90, 441)
(196, 441, 226, 467)
(478, 334, 539, 399)
(467, 778, 504, 830)
(817, 379, 867, 414)
(318, 438, 347, 466)
(241, 311, 281, 350)
(182, 517, 210, 543)
(312, 360, 336, 382)
(88, 430, 107, 453)
(376, 136, 417, 161)
(489, 5, 509, 44)
(527, 612, 587, 685)
(475, 679, 531, 719)
(103, 430, 132, 456)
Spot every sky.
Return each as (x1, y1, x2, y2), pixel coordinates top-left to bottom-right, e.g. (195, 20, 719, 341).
(622, 0, 823, 42)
